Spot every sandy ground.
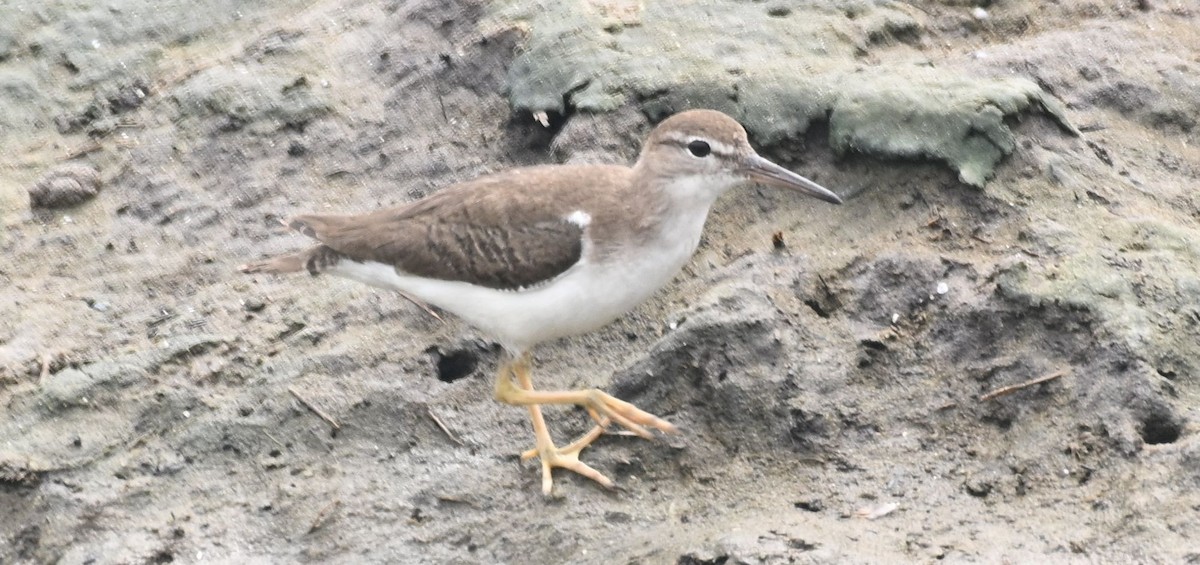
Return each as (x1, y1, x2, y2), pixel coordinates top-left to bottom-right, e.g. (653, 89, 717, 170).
(3, 1, 1200, 563)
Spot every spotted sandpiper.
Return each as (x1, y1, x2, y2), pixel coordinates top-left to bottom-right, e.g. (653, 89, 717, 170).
(241, 109, 842, 495)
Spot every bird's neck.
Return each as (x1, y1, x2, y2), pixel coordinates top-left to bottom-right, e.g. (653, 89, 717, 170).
(633, 175, 724, 260)
(655, 174, 732, 213)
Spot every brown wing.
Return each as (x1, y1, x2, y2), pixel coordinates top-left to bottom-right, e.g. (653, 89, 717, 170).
(287, 167, 591, 291)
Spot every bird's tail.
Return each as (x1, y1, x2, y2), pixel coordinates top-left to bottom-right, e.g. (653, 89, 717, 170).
(238, 245, 345, 276)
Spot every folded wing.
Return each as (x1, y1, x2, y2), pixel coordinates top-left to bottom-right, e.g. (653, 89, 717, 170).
(286, 174, 586, 291)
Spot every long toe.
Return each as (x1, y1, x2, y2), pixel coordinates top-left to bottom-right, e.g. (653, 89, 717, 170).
(593, 391, 678, 436)
(522, 421, 608, 461)
(539, 447, 615, 495)
(547, 451, 619, 494)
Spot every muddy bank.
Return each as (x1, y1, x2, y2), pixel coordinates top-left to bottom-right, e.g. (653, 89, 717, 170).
(3, 1, 1200, 563)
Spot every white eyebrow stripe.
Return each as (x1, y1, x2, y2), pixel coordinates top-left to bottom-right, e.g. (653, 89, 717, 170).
(661, 131, 737, 156)
(706, 139, 736, 156)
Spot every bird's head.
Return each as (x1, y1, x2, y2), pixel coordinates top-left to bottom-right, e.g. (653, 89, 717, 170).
(636, 109, 843, 206)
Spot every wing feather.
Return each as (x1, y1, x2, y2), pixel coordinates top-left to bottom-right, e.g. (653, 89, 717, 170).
(287, 169, 587, 290)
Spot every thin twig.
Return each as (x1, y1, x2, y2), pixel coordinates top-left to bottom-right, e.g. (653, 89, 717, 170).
(434, 494, 478, 507)
(436, 91, 449, 123)
(399, 291, 444, 323)
(289, 387, 341, 429)
(39, 352, 57, 381)
(264, 431, 285, 449)
(63, 141, 102, 160)
(427, 406, 464, 446)
(307, 499, 341, 534)
(979, 369, 1068, 402)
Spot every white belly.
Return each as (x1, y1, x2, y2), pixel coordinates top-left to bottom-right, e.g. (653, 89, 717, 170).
(329, 210, 708, 353)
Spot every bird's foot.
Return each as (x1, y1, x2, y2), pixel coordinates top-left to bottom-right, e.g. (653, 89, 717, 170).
(494, 355, 678, 493)
(523, 424, 614, 495)
(581, 390, 678, 439)
(521, 417, 609, 461)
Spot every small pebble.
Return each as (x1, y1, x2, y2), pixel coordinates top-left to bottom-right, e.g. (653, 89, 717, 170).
(856, 502, 899, 520)
(28, 164, 101, 209)
(972, 7, 989, 20)
(936, 282, 949, 295)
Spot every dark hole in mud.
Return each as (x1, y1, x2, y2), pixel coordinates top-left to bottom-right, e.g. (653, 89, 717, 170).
(789, 408, 828, 450)
(151, 550, 174, 563)
(1139, 412, 1181, 445)
(860, 338, 887, 351)
(982, 411, 1014, 431)
(1077, 466, 1094, 485)
(803, 298, 830, 318)
(679, 555, 729, 565)
(432, 348, 478, 382)
(788, 538, 818, 551)
(798, 273, 840, 318)
(793, 499, 823, 512)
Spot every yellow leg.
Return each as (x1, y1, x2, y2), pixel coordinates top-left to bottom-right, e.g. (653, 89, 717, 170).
(511, 359, 610, 463)
(495, 355, 616, 494)
(489, 357, 676, 494)
(520, 421, 608, 462)
(497, 354, 678, 438)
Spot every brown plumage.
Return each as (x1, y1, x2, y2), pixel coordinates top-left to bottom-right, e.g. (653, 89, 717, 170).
(242, 164, 667, 290)
(239, 243, 346, 276)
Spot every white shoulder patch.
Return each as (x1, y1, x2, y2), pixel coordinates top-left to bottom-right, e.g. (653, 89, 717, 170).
(566, 210, 592, 228)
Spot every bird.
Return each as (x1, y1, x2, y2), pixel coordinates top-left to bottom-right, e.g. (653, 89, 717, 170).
(239, 109, 842, 495)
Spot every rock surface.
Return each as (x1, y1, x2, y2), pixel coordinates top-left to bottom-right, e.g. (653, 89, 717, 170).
(2, 0, 1200, 563)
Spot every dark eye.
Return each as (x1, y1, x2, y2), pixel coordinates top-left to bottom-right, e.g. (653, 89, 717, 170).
(687, 140, 711, 158)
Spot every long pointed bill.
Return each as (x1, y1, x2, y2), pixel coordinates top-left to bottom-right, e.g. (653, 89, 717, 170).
(741, 154, 843, 205)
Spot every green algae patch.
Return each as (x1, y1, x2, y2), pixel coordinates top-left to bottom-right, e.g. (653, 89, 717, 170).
(829, 71, 1079, 186)
(491, 1, 1078, 187)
